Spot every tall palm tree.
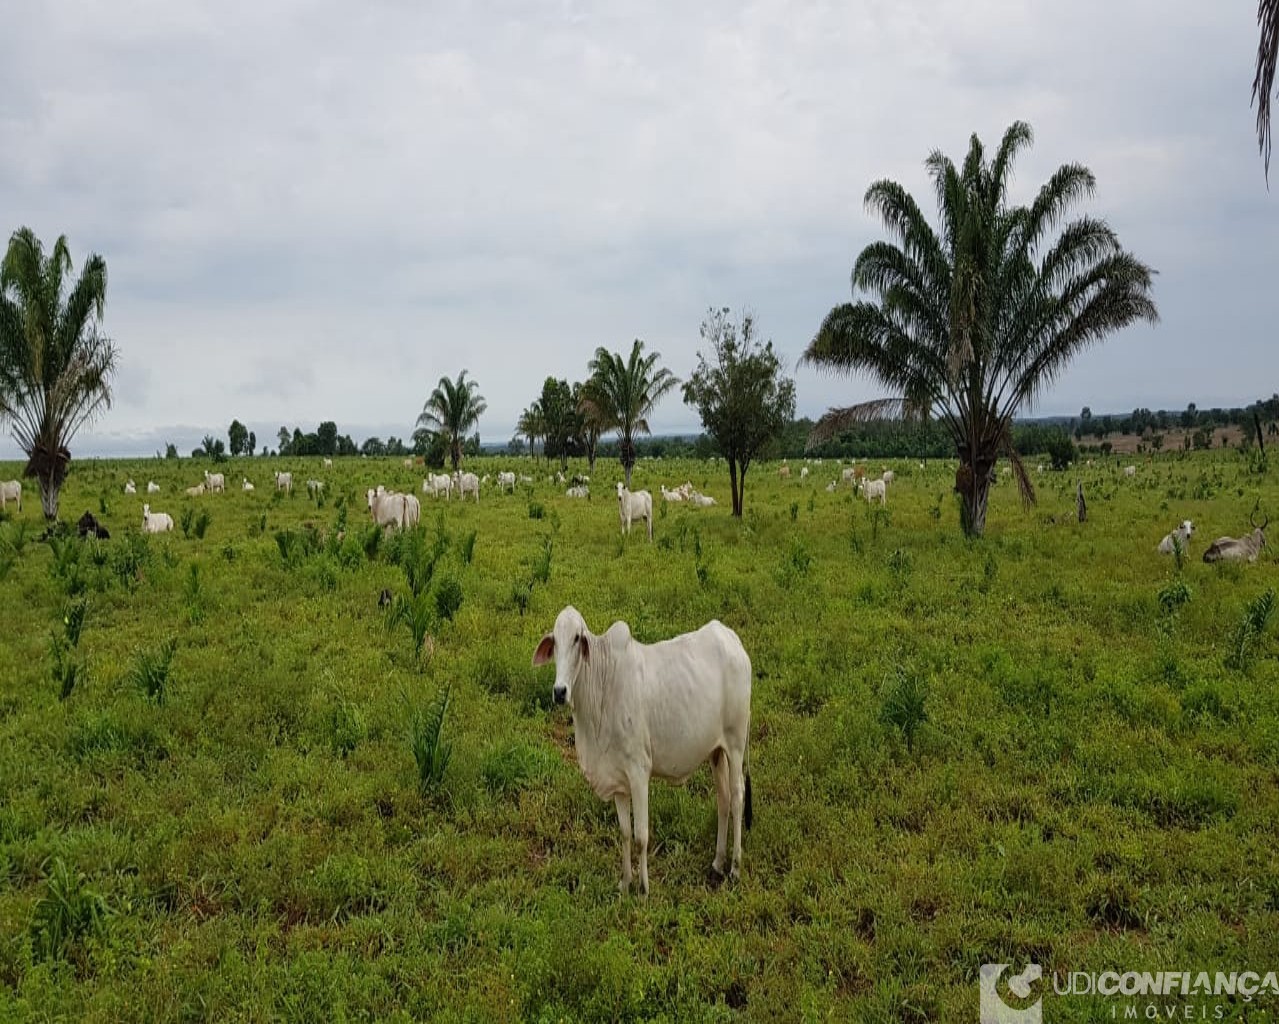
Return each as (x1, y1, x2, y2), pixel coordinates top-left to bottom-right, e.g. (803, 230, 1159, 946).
(575, 378, 607, 473)
(517, 401, 544, 461)
(586, 339, 678, 487)
(0, 228, 117, 521)
(803, 122, 1158, 537)
(1256, 0, 1279, 177)
(416, 370, 487, 472)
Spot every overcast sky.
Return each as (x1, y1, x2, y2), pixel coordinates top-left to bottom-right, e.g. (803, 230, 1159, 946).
(1, 1, 1275, 458)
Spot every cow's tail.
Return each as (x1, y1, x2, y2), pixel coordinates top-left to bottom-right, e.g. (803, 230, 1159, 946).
(744, 733, 753, 831)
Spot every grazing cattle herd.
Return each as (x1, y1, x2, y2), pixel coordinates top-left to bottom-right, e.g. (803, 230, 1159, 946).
(7, 458, 1267, 565)
(0, 451, 1273, 922)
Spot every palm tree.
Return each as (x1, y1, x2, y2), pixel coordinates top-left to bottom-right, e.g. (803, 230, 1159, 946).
(416, 371, 487, 472)
(575, 379, 607, 474)
(803, 122, 1158, 537)
(517, 401, 544, 461)
(586, 339, 678, 487)
(1256, 0, 1279, 176)
(0, 228, 117, 520)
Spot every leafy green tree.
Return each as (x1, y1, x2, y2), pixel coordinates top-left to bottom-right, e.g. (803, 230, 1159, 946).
(539, 377, 580, 471)
(192, 434, 227, 462)
(417, 371, 486, 471)
(683, 308, 796, 517)
(361, 436, 385, 457)
(802, 122, 1158, 536)
(587, 339, 678, 487)
(277, 427, 291, 456)
(164, 442, 179, 460)
(248, 430, 256, 457)
(412, 427, 448, 467)
(316, 420, 338, 457)
(228, 419, 248, 457)
(0, 229, 117, 519)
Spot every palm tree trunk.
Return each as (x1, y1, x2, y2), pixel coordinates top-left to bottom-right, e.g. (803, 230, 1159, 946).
(955, 460, 992, 537)
(620, 435, 636, 488)
(450, 441, 461, 472)
(38, 476, 60, 521)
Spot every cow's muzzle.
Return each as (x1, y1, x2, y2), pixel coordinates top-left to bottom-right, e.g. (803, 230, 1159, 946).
(552, 686, 567, 705)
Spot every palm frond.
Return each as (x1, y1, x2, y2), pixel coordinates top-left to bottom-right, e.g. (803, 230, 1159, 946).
(1255, 0, 1279, 178)
(806, 398, 911, 448)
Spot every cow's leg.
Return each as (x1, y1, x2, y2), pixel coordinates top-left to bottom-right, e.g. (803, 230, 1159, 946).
(629, 774, 651, 897)
(711, 749, 730, 877)
(614, 794, 633, 895)
(727, 750, 745, 880)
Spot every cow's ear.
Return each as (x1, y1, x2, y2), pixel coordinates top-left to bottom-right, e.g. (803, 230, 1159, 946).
(577, 633, 590, 663)
(532, 634, 555, 666)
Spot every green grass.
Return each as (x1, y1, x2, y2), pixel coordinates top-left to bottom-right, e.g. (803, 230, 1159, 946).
(0, 451, 1277, 1020)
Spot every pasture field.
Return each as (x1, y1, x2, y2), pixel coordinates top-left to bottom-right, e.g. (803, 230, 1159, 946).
(1, 451, 1278, 1022)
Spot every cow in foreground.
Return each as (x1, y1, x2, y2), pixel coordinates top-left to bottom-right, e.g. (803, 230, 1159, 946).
(617, 482, 653, 540)
(1, 480, 21, 512)
(1203, 509, 1268, 563)
(532, 606, 752, 895)
(1158, 520, 1194, 555)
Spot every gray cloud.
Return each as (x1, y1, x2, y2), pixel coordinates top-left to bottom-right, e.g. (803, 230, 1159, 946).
(0, 1, 1275, 459)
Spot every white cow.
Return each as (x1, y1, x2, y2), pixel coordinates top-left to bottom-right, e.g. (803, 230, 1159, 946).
(203, 470, 225, 493)
(0, 480, 20, 512)
(688, 493, 717, 507)
(141, 504, 173, 533)
(617, 482, 653, 541)
(660, 485, 684, 503)
(800, 467, 809, 480)
(454, 471, 480, 503)
(1203, 511, 1268, 563)
(532, 606, 752, 894)
(841, 466, 856, 483)
(274, 471, 292, 493)
(825, 480, 837, 493)
(124, 479, 137, 495)
(1157, 520, 1194, 555)
(1124, 465, 1137, 478)
(367, 488, 414, 530)
(147, 481, 161, 494)
(859, 478, 887, 505)
(881, 470, 894, 484)
(404, 458, 414, 469)
(497, 471, 516, 493)
(566, 485, 590, 499)
(242, 478, 255, 492)
(424, 473, 453, 499)
(403, 493, 421, 528)
(306, 479, 324, 496)
(185, 483, 206, 497)
(323, 458, 333, 468)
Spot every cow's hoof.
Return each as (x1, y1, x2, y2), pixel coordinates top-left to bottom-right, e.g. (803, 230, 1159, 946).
(708, 865, 727, 887)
